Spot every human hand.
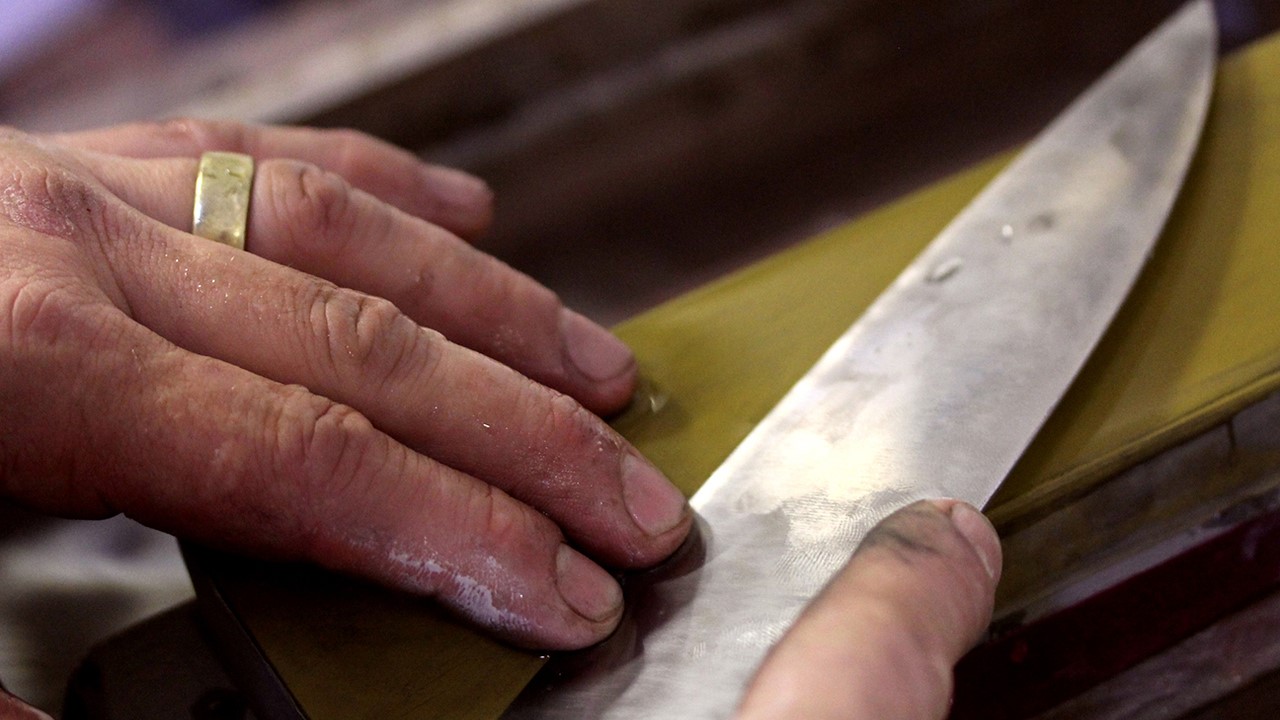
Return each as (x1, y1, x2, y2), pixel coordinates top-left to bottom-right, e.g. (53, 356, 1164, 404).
(0, 120, 691, 650)
(736, 500, 1001, 720)
(1, 685, 51, 720)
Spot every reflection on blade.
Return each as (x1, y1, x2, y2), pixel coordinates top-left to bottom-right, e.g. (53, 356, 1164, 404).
(507, 2, 1218, 718)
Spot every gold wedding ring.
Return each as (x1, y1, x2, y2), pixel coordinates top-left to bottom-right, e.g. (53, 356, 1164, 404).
(192, 151, 254, 250)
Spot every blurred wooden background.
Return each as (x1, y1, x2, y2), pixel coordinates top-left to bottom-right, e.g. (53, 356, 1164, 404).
(4, 0, 1277, 323)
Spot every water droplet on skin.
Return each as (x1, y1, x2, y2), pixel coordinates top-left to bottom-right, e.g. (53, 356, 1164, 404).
(927, 257, 963, 283)
(482, 422, 492, 430)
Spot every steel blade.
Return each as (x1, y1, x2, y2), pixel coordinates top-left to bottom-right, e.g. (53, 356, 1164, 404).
(507, 2, 1217, 717)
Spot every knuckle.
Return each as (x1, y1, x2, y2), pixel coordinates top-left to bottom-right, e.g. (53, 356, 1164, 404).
(1, 278, 68, 347)
(309, 287, 437, 387)
(266, 388, 384, 530)
(0, 284, 119, 511)
(471, 482, 550, 551)
(0, 270, 124, 359)
(534, 390, 609, 457)
(0, 155, 110, 241)
(547, 390, 600, 437)
(260, 160, 359, 243)
(478, 260, 525, 310)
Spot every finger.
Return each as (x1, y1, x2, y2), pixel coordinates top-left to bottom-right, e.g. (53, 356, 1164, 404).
(736, 500, 1001, 720)
(1, 137, 683, 569)
(76, 192, 687, 567)
(48, 119, 493, 240)
(82, 152, 637, 417)
(4, 295, 624, 650)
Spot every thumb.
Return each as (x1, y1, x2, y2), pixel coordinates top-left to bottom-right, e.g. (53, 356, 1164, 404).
(736, 499, 1001, 720)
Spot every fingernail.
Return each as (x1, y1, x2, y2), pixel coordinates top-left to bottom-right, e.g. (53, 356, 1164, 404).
(561, 309, 636, 382)
(947, 502, 1001, 581)
(556, 544, 623, 623)
(622, 453, 688, 537)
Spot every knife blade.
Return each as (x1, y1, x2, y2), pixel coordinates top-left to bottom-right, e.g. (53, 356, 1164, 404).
(507, 2, 1217, 717)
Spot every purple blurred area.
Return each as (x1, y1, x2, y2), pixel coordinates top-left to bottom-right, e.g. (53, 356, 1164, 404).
(0, 0, 286, 110)
(2, 0, 1278, 139)
(154, 0, 286, 36)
